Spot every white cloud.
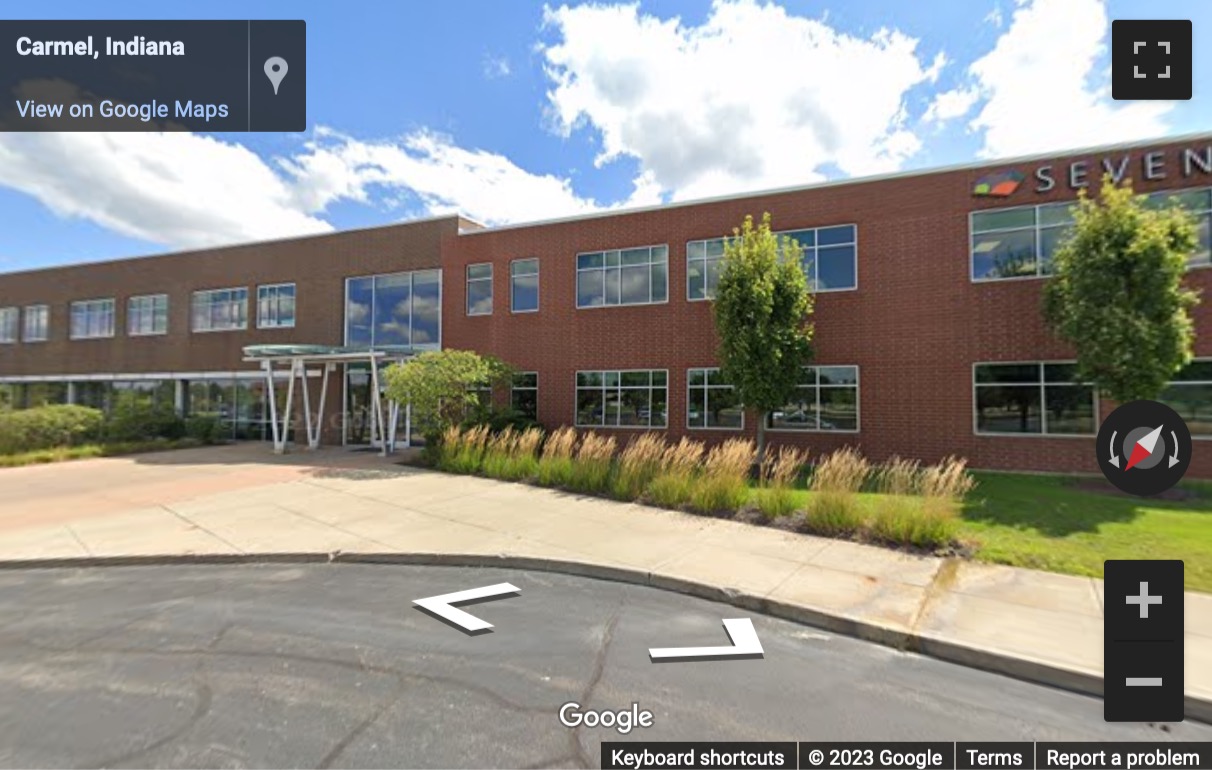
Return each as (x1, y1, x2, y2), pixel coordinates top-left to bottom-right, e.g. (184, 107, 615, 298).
(923, 86, 979, 124)
(483, 54, 512, 79)
(539, 0, 945, 200)
(943, 0, 1174, 158)
(984, 4, 1005, 28)
(0, 131, 333, 250)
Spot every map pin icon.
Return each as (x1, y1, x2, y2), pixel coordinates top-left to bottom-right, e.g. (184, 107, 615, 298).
(264, 57, 288, 95)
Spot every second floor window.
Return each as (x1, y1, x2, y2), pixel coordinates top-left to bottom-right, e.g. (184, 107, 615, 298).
(70, 299, 116, 339)
(23, 304, 49, 342)
(128, 294, 168, 336)
(466, 264, 493, 316)
(0, 307, 17, 343)
(192, 288, 248, 332)
(257, 283, 296, 329)
(511, 258, 539, 313)
(577, 245, 668, 308)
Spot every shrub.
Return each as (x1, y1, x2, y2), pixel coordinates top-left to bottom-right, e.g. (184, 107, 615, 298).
(646, 438, 704, 508)
(441, 425, 490, 474)
(804, 447, 870, 537)
(537, 426, 578, 487)
(753, 445, 808, 519)
(875, 455, 921, 495)
(690, 438, 753, 513)
(104, 394, 185, 442)
(567, 432, 616, 494)
(184, 415, 225, 444)
(868, 456, 975, 548)
(0, 405, 104, 454)
(481, 427, 543, 481)
(611, 433, 667, 500)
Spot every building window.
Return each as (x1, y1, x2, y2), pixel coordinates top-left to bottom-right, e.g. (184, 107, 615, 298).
(576, 370, 668, 428)
(467, 264, 493, 316)
(577, 245, 668, 308)
(257, 283, 296, 329)
(511, 258, 539, 313)
(344, 269, 442, 349)
(974, 362, 1096, 435)
(192, 288, 249, 332)
(769, 365, 859, 432)
(511, 372, 538, 419)
(687, 368, 743, 429)
(972, 188, 1211, 281)
(0, 307, 17, 343)
(70, 298, 116, 340)
(23, 304, 48, 342)
(1157, 359, 1212, 438)
(128, 294, 168, 336)
(688, 224, 857, 300)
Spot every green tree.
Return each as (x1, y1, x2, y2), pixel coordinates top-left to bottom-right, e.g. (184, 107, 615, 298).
(713, 213, 815, 464)
(1043, 177, 1200, 403)
(383, 349, 513, 434)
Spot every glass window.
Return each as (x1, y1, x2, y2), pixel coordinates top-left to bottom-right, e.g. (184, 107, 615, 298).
(257, 284, 296, 329)
(0, 307, 17, 343)
(511, 258, 539, 313)
(128, 294, 168, 336)
(1146, 188, 1212, 268)
(575, 370, 667, 428)
(768, 365, 859, 432)
(689, 225, 857, 300)
(23, 304, 49, 342)
(687, 368, 743, 429)
(511, 372, 538, 419)
(577, 246, 667, 308)
(974, 362, 1095, 435)
(344, 270, 442, 349)
(70, 298, 115, 340)
(466, 263, 493, 316)
(192, 288, 248, 332)
(1158, 359, 1212, 437)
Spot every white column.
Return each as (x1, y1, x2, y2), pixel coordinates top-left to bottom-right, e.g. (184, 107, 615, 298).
(264, 360, 283, 454)
(369, 355, 385, 456)
(174, 380, 186, 416)
(66, 381, 78, 405)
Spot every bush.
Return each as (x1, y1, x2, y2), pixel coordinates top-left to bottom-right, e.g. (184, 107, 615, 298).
(567, 432, 616, 494)
(867, 455, 975, 548)
(645, 438, 704, 508)
(0, 404, 104, 454)
(184, 415, 225, 445)
(753, 445, 808, 519)
(689, 438, 753, 513)
(481, 427, 543, 481)
(536, 426, 578, 487)
(464, 407, 542, 436)
(103, 394, 185, 442)
(804, 447, 870, 537)
(611, 433, 667, 500)
(438, 425, 490, 474)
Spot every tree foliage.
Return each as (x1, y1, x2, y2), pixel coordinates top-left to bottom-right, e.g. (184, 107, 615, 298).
(1043, 177, 1200, 403)
(713, 213, 815, 462)
(383, 349, 513, 433)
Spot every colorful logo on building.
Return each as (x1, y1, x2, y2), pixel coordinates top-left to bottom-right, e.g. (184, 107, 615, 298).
(972, 169, 1025, 197)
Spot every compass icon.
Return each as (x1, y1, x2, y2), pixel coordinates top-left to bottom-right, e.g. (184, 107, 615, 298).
(1097, 400, 1192, 496)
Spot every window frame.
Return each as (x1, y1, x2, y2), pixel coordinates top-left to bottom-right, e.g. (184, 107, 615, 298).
(256, 283, 297, 330)
(191, 287, 249, 333)
(69, 297, 116, 340)
(971, 360, 1099, 437)
(510, 371, 539, 419)
(686, 223, 859, 301)
(466, 263, 493, 316)
(686, 366, 744, 431)
(765, 364, 861, 434)
(573, 368, 669, 429)
(0, 306, 18, 344)
(22, 304, 49, 343)
(127, 294, 169, 337)
(575, 244, 669, 310)
(510, 258, 540, 314)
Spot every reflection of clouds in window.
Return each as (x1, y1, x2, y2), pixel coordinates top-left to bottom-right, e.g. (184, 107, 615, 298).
(411, 328, 434, 344)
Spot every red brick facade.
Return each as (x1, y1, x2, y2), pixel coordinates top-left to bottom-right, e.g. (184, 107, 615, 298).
(3, 135, 1212, 474)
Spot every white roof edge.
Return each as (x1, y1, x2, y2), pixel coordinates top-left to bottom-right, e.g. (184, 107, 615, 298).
(458, 130, 1212, 236)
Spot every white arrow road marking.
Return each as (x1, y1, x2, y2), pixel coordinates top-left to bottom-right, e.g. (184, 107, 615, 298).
(413, 582, 520, 633)
(649, 618, 764, 662)
(1109, 430, 1120, 468)
(1169, 430, 1181, 468)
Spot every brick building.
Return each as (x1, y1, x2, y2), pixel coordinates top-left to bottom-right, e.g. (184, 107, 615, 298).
(2, 133, 1211, 475)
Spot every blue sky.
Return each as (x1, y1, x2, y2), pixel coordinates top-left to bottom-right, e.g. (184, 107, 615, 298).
(1, 0, 1209, 272)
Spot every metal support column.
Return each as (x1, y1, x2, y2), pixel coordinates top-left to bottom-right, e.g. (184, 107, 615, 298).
(368, 354, 385, 457)
(264, 360, 284, 454)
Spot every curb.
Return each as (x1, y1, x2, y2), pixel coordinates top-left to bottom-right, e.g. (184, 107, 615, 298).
(3, 550, 1209, 725)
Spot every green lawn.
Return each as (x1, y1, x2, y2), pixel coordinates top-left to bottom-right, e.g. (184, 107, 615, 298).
(756, 472, 1212, 592)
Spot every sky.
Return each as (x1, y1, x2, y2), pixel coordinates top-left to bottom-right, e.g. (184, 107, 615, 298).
(0, 0, 1209, 272)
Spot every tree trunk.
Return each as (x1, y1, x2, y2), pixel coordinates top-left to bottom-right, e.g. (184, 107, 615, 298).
(755, 410, 768, 471)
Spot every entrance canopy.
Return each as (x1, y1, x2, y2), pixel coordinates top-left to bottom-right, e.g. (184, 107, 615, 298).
(242, 344, 416, 455)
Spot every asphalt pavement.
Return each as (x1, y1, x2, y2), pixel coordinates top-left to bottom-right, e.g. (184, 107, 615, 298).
(0, 564, 1207, 769)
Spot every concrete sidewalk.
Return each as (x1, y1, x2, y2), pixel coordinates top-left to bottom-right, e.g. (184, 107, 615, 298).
(0, 443, 1208, 721)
